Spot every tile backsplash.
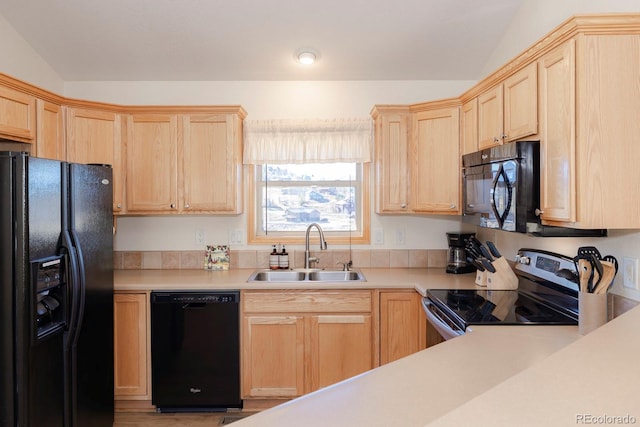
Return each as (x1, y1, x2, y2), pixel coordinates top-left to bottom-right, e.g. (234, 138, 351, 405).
(113, 249, 448, 270)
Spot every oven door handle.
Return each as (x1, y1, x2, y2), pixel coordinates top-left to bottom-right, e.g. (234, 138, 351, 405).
(421, 298, 464, 340)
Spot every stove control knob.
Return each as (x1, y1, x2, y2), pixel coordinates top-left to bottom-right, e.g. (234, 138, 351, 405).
(515, 255, 531, 265)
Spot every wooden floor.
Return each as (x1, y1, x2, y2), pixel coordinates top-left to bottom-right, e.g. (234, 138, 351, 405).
(113, 411, 258, 426)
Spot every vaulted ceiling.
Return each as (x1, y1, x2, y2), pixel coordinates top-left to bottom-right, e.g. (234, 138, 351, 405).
(0, 0, 525, 81)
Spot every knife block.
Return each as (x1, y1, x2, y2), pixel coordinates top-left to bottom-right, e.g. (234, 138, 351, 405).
(474, 269, 488, 287)
(484, 257, 518, 290)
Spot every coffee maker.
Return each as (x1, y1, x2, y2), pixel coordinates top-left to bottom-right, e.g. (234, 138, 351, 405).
(445, 232, 476, 274)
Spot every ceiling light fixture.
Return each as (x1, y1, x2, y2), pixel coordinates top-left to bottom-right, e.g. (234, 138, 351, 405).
(295, 49, 318, 65)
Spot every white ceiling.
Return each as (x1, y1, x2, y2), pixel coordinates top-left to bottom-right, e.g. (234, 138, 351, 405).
(0, 0, 526, 81)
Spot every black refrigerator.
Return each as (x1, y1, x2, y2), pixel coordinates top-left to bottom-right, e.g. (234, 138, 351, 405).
(0, 151, 114, 427)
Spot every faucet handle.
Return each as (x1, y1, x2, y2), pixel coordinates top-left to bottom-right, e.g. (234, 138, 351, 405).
(337, 261, 352, 271)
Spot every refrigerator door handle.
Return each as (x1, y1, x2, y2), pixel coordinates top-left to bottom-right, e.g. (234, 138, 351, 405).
(61, 230, 80, 341)
(69, 229, 86, 348)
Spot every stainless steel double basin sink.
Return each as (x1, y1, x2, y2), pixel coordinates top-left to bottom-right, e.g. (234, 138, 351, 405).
(247, 269, 366, 283)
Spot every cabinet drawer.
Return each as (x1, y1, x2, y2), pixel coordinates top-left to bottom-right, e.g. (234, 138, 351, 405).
(243, 290, 372, 313)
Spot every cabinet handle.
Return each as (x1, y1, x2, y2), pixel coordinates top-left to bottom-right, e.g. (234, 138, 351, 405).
(501, 134, 508, 139)
(170, 203, 176, 209)
(493, 136, 500, 143)
(184, 203, 190, 208)
(116, 203, 122, 209)
(481, 154, 489, 160)
(450, 204, 456, 210)
(535, 209, 544, 216)
(401, 203, 407, 209)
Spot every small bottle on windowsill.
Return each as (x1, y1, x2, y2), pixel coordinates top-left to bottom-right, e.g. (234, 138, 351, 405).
(269, 245, 279, 270)
(279, 245, 289, 269)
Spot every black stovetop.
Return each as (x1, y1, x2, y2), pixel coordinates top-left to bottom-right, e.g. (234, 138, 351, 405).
(426, 287, 578, 331)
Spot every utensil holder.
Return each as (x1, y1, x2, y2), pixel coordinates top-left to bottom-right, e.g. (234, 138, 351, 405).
(485, 257, 518, 290)
(578, 292, 608, 335)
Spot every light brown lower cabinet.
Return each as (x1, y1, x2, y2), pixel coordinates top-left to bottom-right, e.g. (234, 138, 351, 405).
(241, 290, 375, 400)
(113, 292, 151, 405)
(379, 290, 427, 364)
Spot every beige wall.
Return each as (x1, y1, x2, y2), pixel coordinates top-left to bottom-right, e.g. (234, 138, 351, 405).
(0, 13, 64, 92)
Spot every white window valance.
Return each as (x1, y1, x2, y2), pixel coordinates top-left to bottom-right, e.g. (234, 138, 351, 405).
(243, 118, 372, 164)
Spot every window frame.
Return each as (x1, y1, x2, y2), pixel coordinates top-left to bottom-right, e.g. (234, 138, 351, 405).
(247, 162, 371, 245)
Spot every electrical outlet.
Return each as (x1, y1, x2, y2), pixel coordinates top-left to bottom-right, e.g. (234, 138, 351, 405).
(195, 229, 205, 245)
(395, 229, 406, 245)
(623, 257, 639, 290)
(373, 228, 384, 245)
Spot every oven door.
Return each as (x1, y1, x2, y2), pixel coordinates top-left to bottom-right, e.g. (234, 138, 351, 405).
(421, 298, 464, 341)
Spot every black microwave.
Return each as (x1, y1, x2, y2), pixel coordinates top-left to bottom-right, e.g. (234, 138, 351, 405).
(461, 141, 606, 237)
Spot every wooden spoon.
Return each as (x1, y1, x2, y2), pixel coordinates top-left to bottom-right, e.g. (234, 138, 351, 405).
(578, 258, 592, 293)
(594, 260, 616, 294)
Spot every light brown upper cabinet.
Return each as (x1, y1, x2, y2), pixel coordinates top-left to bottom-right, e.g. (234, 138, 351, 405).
(460, 98, 478, 155)
(372, 106, 411, 213)
(35, 100, 65, 161)
(539, 34, 640, 229)
(125, 110, 244, 215)
(411, 105, 460, 214)
(126, 114, 179, 213)
(0, 85, 36, 143)
(478, 63, 538, 149)
(66, 107, 124, 213)
(181, 114, 243, 213)
(372, 103, 460, 215)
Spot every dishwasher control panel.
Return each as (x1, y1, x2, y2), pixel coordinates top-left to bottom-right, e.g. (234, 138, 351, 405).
(151, 291, 239, 304)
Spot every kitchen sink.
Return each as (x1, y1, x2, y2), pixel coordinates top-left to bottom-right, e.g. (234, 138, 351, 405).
(247, 269, 366, 283)
(307, 271, 363, 281)
(249, 270, 306, 282)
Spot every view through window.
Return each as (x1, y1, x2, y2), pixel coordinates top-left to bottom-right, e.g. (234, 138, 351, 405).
(255, 163, 362, 236)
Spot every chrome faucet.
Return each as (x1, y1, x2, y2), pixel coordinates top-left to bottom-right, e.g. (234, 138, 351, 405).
(304, 223, 327, 269)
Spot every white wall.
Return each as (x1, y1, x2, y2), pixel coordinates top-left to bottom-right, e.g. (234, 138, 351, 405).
(0, 14, 64, 93)
(482, 0, 640, 75)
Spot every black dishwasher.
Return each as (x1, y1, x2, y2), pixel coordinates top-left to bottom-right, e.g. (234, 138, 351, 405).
(151, 291, 241, 412)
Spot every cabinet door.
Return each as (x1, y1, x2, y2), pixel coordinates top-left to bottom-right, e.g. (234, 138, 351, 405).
(126, 114, 178, 213)
(35, 100, 65, 160)
(539, 40, 577, 223)
(477, 85, 503, 149)
(411, 107, 460, 214)
(0, 85, 36, 142)
(308, 314, 373, 392)
(379, 291, 426, 364)
(575, 34, 640, 228)
(181, 114, 242, 213)
(114, 293, 149, 399)
(66, 108, 124, 212)
(242, 315, 305, 398)
(503, 63, 538, 142)
(460, 98, 478, 155)
(373, 109, 411, 213)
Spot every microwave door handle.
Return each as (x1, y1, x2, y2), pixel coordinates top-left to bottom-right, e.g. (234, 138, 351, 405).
(491, 165, 504, 229)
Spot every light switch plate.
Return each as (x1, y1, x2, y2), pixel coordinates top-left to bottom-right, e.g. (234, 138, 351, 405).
(373, 228, 384, 245)
(195, 229, 205, 245)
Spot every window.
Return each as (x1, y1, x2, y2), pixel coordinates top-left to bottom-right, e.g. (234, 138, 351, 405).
(244, 118, 372, 244)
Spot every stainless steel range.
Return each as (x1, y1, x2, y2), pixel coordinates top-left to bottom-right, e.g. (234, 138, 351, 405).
(423, 248, 579, 340)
